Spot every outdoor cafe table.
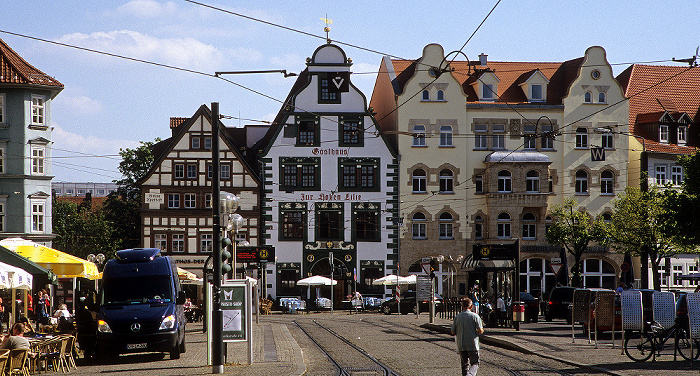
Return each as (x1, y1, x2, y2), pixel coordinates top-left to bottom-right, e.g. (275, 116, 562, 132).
(28, 335, 63, 373)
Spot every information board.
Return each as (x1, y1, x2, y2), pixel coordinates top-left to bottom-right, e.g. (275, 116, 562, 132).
(220, 283, 247, 342)
(236, 246, 275, 263)
(472, 243, 515, 260)
(416, 275, 431, 301)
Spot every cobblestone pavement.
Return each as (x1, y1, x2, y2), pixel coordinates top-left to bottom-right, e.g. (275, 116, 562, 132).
(65, 311, 700, 375)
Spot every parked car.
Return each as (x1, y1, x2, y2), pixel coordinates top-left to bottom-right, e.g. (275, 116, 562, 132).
(380, 292, 443, 315)
(518, 292, 540, 323)
(544, 287, 578, 323)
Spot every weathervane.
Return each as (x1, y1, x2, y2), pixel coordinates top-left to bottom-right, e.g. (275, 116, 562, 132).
(321, 16, 332, 43)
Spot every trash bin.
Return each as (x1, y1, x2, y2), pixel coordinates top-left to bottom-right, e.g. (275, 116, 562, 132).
(512, 301, 525, 330)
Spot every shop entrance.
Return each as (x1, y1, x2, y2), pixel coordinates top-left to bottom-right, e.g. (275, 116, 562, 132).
(310, 257, 349, 308)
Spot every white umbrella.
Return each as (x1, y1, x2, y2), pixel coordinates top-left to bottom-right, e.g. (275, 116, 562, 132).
(372, 274, 402, 286)
(398, 274, 417, 285)
(0, 267, 9, 290)
(297, 275, 337, 286)
(0, 262, 31, 289)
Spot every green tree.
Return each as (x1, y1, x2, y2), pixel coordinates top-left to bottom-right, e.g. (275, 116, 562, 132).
(104, 138, 161, 250)
(664, 151, 700, 246)
(52, 199, 120, 260)
(605, 187, 690, 291)
(545, 197, 606, 287)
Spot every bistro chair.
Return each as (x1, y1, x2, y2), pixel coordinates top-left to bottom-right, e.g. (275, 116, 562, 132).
(64, 336, 77, 369)
(5, 348, 29, 376)
(47, 336, 69, 373)
(0, 349, 10, 375)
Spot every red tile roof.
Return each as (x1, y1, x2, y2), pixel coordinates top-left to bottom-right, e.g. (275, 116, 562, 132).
(390, 58, 583, 104)
(0, 37, 63, 88)
(617, 64, 700, 155)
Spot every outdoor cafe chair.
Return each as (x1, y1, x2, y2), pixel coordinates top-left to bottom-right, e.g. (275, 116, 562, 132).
(5, 348, 29, 376)
(63, 336, 77, 369)
(47, 336, 69, 373)
(0, 349, 9, 375)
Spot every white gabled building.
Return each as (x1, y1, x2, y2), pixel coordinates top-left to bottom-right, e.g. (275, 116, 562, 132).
(256, 43, 398, 304)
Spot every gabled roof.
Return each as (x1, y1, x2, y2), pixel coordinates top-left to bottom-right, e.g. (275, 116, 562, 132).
(0, 37, 63, 92)
(389, 57, 584, 104)
(617, 64, 700, 155)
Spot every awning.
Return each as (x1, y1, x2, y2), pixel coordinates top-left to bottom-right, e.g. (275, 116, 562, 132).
(0, 246, 57, 286)
(0, 261, 33, 290)
(0, 239, 99, 279)
(177, 267, 200, 282)
(462, 254, 515, 271)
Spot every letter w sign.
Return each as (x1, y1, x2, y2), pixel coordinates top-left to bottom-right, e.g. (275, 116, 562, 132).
(590, 147, 605, 161)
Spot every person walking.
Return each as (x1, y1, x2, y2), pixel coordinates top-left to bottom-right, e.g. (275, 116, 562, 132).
(451, 297, 484, 376)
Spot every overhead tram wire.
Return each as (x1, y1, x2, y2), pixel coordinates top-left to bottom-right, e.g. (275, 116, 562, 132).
(451, 0, 503, 62)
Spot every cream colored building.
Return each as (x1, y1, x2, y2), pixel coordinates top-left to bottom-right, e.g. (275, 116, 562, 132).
(372, 45, 629, 297)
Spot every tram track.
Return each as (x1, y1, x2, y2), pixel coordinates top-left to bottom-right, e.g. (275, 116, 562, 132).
(293, 319, 401, 376)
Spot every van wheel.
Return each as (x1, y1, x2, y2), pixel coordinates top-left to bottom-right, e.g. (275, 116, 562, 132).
(170, 344, 181, 359)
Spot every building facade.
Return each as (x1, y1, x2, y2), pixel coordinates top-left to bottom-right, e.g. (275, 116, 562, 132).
(52, 182, 118, 197)
(257, 43, 399, 303)
(371, 45, 629, 298)
(0, 38, 63, 244)
(139, 105, 261, 278)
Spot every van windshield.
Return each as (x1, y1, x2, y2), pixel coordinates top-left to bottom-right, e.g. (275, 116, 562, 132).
(102, 275, 173, 305)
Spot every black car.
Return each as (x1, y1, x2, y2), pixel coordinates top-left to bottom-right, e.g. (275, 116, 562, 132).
(544, 287, 578, 323)
(380, 292, 443, 315)
(518, 292, 540, 323)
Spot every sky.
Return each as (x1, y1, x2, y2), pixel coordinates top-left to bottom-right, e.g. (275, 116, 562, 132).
(2, 0, 699, 183)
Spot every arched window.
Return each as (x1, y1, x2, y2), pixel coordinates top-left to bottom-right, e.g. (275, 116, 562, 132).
(439, 169, 453, 193)
(412, 212, 427, 239)
(601, 213, 612, 222)
(498, 170, 512, 193)
(412, 169, 427, 193)
(439, 212, 453, 239)
(584, 91, 592, 103)
(474, 215, 483, 239)
(422, 90, 430, 101)
(575, 170, 588, 194)
(437, 89, 445, 101)
(439, 125, 453, 146)
(598, 92, 606, 103)
(582, 259, 616, 289)
(497, 212, 511, 239)
(412, 125, 426, 146)
(522, 213, 536, 240)
(526, 170, 540, 193)
(601, 170, 614, 195)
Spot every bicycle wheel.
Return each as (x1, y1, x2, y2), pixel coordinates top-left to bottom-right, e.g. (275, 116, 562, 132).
(675, 328, 700, 361)
(624, 332, 655, 362)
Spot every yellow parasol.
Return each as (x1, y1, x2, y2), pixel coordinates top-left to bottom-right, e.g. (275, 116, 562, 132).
(11, 244, 99, 279)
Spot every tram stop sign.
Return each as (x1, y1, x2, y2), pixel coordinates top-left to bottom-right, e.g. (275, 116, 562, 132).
(472, 243, 515, 260)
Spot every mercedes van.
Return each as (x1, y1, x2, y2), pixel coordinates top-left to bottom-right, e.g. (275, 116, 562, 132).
(96, 248, 186, 359)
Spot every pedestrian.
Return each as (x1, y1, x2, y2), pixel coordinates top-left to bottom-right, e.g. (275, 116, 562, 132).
(451, 297, 484, 376)
(496, 294, 506, 327)
(0, 323, 30, 350)
(351, 291, 363, 313)
(35, 290, 48, 330)
(615, 282, 624, 294)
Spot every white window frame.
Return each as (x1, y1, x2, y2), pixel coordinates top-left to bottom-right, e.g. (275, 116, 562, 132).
(413, 125, 426, 147)
(412, 213, 427, 239)
(492, 123, 505, 150)
(602, 133, 614, 149)
(31, 201, 45, 232)
(659, 125, 669, 143)
(172, 234, 185, 253)
(205, 193, 213, 208)
(220, 164, 231, 180)
(436, 90, 445, 101)
(526, 170, 540, 193)
(497, 212, 511, 239)
(31, 146, 45, 175)
(422, 90, 430, 101)
(475, 123, 488, 150)
(598, 92, 606, 103)
(584, 91, 592, 103)
(184, 193, 196, 208)
(482, 84, 494, 101)
(31, 95, 45, 125)
(531, 84, 543, 102)
(0, 144, 5, 174)
(0, 199, 5, 232)
(522, 213, 536, 240)
(174, 164, 184, 179)
(497, 170, 512, 193)
(154, 234, 167, 251)
(167, 193, 180, 208)
(575, 170, 589, 194)
(412, 169, 427, 193)
(655, 165, 667, 185)
(672, 166, 683, 186)
(601, 170, 614, 195)
(439, 169, 454, 193)
(678, 126, 687, 146)
(439, 125, 453, 147)
(200, 233, 213, 252)
(541, 124, 554, 150)
(475, 175, 484, 194)
(575, 128, 588, 148)
(439, 212, 454, 239)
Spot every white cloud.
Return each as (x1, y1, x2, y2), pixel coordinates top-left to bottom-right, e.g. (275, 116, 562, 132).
(55, 95, 104, 116)
(52, 124, 139, 156)
(115, 0, 179, 18)
(56, 30, 225, 71)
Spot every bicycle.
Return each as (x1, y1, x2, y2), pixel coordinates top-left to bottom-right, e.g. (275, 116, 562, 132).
(624, 320, 700, 362)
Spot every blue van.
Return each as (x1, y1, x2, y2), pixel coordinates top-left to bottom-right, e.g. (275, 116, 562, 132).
(96, 248, 186, 359)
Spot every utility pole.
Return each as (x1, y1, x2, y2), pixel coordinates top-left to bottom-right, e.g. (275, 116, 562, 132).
(211, 102, 223, 374)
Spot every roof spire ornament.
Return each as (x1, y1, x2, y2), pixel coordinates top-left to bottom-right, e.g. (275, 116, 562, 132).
(321, 16, 332, 44)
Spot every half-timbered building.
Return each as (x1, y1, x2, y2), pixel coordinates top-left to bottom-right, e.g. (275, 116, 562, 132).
(139, 105, 261, 279)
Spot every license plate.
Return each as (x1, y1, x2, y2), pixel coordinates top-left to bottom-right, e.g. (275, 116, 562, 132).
(127, 343, 148, 350)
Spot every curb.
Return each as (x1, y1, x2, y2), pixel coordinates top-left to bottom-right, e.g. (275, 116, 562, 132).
(420, 323, 625, 376)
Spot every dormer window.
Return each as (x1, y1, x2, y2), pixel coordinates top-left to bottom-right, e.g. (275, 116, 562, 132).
(436, 90, 445, 101)
(659, 125, 669, 143)
(584, 91, 592, 103)
(422, 90, 430, 101)
(678, 126, 687, 146)
(598, 92, 606, 103)
(531, 84, 543, 101)
(482, 84, 494, 100)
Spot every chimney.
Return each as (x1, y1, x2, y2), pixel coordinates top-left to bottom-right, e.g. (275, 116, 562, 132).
(170, 117, 188, 137)
(479, 53, 488, 67)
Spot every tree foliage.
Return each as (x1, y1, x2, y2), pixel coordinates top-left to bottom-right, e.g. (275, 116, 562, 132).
(113, 139, 160, 201)
(545, 197, 606, 287)
(663, 151, 700, 246)
(604, 187, 691, 291)
(52, 199, 120, 260)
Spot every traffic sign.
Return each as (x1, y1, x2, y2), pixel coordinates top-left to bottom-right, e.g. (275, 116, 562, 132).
(549, 263, 563, 276)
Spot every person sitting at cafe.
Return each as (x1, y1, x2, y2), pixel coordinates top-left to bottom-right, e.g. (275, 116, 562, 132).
(0, 323, 30, 350)
(53, 304, 72, 319)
